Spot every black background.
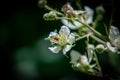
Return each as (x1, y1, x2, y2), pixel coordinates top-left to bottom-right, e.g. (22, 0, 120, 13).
(0, 0, 120, 80)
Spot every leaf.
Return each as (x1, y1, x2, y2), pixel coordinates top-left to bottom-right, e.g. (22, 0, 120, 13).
(70, 50, 81, 64)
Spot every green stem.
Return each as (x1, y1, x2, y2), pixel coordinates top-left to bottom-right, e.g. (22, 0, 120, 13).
(44, 5, 63, 16)
(90, 35, 106, 45)
(75, 33, 106, 45)
(76, 19, 106, 40)
(76, 33, 92, 41)
(93, 51, 103, 77)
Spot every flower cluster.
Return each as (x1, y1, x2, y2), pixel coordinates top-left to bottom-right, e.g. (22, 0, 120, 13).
(38, 0, 120, 77)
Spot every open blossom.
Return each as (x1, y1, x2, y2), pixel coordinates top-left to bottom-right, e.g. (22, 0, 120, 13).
(107, 26, 120, 54)
(46, 25, 75, 55)
(62, 6, 94, 30)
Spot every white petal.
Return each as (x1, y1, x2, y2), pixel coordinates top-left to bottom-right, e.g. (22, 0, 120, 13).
(109, 26, 120, 41)
(63, 45, 72, 55)
(48, 46, 61, 53)
(84, 6, 94, 24)
(106, 42, 117, 52)
(111, 26, 120, 35)
(48, 31, 59, 43)
(113, 36, 120, 49)
(59, 25, 70, 37)
(67, 33, 75, 44)
(62, 20, 80, 30)
(49, 31, 59, 38)
(73, 20, 82, 27)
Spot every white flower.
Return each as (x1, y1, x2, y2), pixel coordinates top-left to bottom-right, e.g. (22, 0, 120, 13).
(62, 6, 94, 30)
(107, 26, 120, 54)
(46, 25, 75, 55)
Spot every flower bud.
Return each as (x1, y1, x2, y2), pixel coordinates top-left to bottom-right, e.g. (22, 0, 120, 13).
(61, 3, 73, 12)
(66, 10, 78, 17)
(88, 44, 95, 50)
(78, 55, 89, 66)
(96, 6, 105, 15)
(38, 0, 47, 8)
(71, 63, 81, 70)
(43, 11, 57, 20)
(96, 44, 105, 53)
(95, 6, 105, 21)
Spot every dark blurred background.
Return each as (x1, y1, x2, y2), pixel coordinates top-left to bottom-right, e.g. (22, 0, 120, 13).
(0, 0, 120, 80)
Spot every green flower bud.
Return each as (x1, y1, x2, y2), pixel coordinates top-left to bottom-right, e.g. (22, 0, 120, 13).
(38, 0, 47, 8)
(43, 11, 57, 20)
(78, 55, 89, 66)
(88, 44, 95, 50)
(95, 6, 105, 21)
(78, 26, 90, 36)
(96, 44, 105, 53)
(96, 6, 105, 15)
(61, 3, 73, 12)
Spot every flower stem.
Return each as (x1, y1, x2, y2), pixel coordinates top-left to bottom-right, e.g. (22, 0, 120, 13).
(93, 51, 103, 77)
(75, 33, 106, 45)
(76, 19, 106, 41)
(90, 35, 106, 45)
(44, 5, 63, 16)
(76, 33, 92, 41)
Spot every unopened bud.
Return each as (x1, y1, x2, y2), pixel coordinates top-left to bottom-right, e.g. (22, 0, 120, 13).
(96, 44, 105, 53)
(38, 0, 47, 8)
(43, 11, 57, 20)
(66, 10, 78, 17)
(88, 44, 95, 50)
(78, 55, 89, 66)
(96, 6, 105, 21)
(61, 3, 73, 12)
(96, 6, 105, 14)
(72, 63, 81, 70)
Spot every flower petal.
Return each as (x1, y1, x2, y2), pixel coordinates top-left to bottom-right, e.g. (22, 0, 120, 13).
(109, 26, 120, 41)
(62, 20, 81, 30)
(48, 31, 59, 43)
(63, 45, 72, 55)
(106, 42, 117, 52)
(113, 36, 120, 49)
(48, 46, 62, 53)
(73, 20, 82, 28)
(67, 33, 75, 44)
(59, 25, 70, 37)
(84, 6, 94, 24)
